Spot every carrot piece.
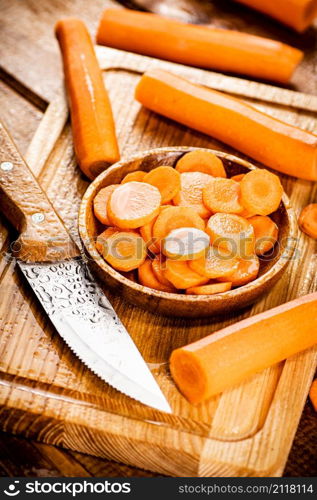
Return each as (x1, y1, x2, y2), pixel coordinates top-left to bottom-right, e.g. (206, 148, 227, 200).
(189, 246, 239, 279)
(140, 206, 170, 253)
(138, 259, 176, 292)
(207, 213, 255, 258)
(203, 178, 244, 214)
(144, 166, 180, 203)
(108, 181, 161, 229)
(97, 9, 303, 83)
(240, 169, 283, 216)
(309, 379, 317, 412)
(151, 257, 175, 288)
(217, 255, 259, 287)
(249, 215, 279, 255)
(153, 206, 205, 250)
(231, 174, 245, 182)
(93, 184, 119, 225)
(164, 260, 209, 289)
(135, 70, 317, 181)
(234, 0, 317, 32)
(121, 170, 146, 184)
(173, 172, 213, 218)
(186, 282, 232, 295)
(97, 230, 146, 271)
(170, 293, 317, 404)
(176, 150, 226, 178)
(55, 19, 119, 180)
(162, 227, 210, 261)
(298, 203, 317, 240)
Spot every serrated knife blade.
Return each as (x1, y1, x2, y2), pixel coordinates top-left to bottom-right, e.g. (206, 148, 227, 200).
(0, 121, 171, 414)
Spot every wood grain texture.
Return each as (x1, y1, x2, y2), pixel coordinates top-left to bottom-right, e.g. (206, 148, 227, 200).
(0, 48, 316, 475)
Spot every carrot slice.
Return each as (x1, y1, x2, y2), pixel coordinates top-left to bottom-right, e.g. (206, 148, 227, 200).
(151, 257, 175, 288)
(231, 174, 245, 182)
(186, 282, 232, 295)
(140, 206, 170, 253)
(55, 19, 119, 180)
(170, 292, 317, 404)
(144, 166, 181, 203)
(203, 178, 244, 214)
(97, 230, 146, 271)
(189, 246, 239, 279)
(207, 213, 255, 258)
(97, 9, 303, 83)
(121, 170, 146, 184)
(218, 255, 259, 287)
(135, 70, 317, 181)
(139, 259, 176, 292)
(162, 227, 210, 261)
(164, 260, 209, 289)
(234, 0, 317, 33)
(176, 150, 226, 177)
(93, 184, 119, 225)
(249, 215, 279, 255)
(153, 206, 205, 250)
(108, 181, 161, 229)
(240, 169, 283, 216)
(298, 203, 317, 240)
(173, 172, 213, 218)
(309, 379, 317, 412)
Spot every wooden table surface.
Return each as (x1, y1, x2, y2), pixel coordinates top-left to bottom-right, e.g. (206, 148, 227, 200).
(0, 0, 316, 477)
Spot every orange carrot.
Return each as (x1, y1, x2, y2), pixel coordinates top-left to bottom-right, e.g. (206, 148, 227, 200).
(309, 379, 317, 411)
(217, 255, 259, 287)
(140, 206, 170, 253)
(249, 215, 279, 255)
(135, 70, 317, 181)
(170, 292, 317, 404)
(153, 206, 205, 249)
(206, 213, 255, 257)
(298, 203, 317, 240)
(139, 258, 176, 292)
(189, 246, 239, 279)
(97, 9, 303, 83)
(55, 19, 119, 180)
(122, 170, 146, 184)
(186, 282, 232, 295)
(144, 166, 180, 203)
(176, 150, 226, 178)
(151, 256, 175, 288)
(203, 178, 244, 214)
(162, 227, 210, 261)
(108, 181, 161, 229)
(93, 184, 119, 225)
(164, 260, 209, 289)
(231, 174, 245, 182)
(173, 172, 213, 218)
(234, 0, 317, 32)
(97, 230, 146, 271)
(240, 169, 283, 216)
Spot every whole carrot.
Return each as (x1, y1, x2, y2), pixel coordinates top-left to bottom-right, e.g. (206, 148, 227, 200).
(135, 69, 317, 181)
(96, 8, 303, 84)
(234, 0, 317, 32)
(170, 293, 317, 404)
(55, 18, 119, 180)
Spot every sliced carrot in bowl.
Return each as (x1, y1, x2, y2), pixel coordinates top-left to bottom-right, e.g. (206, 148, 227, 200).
(186, 282, 232, 295)
(121, 170, 146, 183)
(162, 227, 210, 261)
(139, 258, 176, 292)
(249, 215, 279, 255)
(144, 165, 181, 203)
(240, 169, 283, 216)
(203, 177, 244, 214)
(206, 213, 255, 257)
(218, 254, 259, 287)
(164, 260, 209, 289)
(97, 230, 147, 271)
(173, 171, 213, 218)
(176, 150, 226, 177)
(153, 206, 205, 249)
(93, 184, 119, 225)
(189, 246, 239, 279)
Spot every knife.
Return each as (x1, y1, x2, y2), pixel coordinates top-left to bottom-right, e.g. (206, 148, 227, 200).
(0, 122, 171, 414)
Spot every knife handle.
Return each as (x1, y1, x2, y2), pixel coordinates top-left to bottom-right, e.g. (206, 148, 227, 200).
(0, 122, 80, 262)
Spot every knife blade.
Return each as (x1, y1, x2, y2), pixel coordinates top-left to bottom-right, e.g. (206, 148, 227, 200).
(0, 122, 171, 414)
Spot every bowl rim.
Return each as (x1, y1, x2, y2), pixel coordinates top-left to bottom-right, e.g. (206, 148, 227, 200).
(79, 146, 297, 303)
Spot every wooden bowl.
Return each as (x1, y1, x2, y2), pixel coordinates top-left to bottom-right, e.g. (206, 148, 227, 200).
(79, 147, 297, 318)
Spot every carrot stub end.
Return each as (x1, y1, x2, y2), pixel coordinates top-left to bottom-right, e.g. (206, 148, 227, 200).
(298, 204, 317, 240)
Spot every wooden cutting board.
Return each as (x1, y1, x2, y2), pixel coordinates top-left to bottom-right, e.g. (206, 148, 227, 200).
(0, 47, 316, 477)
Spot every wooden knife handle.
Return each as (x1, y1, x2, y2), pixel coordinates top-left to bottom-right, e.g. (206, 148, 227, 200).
(0, 122, 80, 262)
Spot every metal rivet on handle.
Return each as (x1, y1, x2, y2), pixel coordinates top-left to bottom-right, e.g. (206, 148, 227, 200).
(32, 213, 45, 223)
(1, 161, 13, 171)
